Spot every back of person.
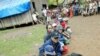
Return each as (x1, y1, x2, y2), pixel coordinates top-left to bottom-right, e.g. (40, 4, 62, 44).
(39, 39, 62, 56)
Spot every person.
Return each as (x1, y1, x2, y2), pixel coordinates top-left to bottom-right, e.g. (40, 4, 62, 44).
(93, 1, 98, 14)
(44, 24, 54, 42)
(46, 10, 52, 24)
(69, 5, 73, 18)
(32, 11, 38, 24)
(73, 3, 79, 16)
(39, 32, 63, 56)
(56, 25, 70, 45)
(89, 1, 94, 15)
(98, 0, 100, 14)
(42, 8, 47, 24)
(62, 7, 69, 17)
(60, 17, 69, 30)
(62, 17, 72, 38)
(52, 23, 57, 31)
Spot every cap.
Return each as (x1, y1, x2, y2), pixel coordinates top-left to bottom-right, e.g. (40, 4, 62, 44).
(45, 45, 55, 55)
(51, 32, 59, 39)
(56, 25, 63, 30)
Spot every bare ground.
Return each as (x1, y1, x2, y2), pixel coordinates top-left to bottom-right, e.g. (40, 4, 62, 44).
(69, 15, 100, 56)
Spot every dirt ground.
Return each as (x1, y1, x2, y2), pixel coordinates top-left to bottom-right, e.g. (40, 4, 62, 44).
(69, 15, 100, 56)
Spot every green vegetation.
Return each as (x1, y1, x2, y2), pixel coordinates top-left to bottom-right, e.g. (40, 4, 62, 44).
(48, 0, 64, 5)
(0, 25, 46, 56)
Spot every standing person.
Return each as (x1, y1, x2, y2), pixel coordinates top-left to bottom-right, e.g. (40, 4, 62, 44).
(69, 5, 73, 18)
(93, 1, 98, 14)
(46, 10, 52, 24)
(98, 0, 100, 14)
(42, 8, 47, 24)
(75, 3, 79, 16)
(66, 7, 69, 17)
(89, 1, 94, 15)
(32, 11, 38, 24)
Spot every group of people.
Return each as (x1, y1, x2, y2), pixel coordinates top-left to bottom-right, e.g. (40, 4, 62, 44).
(32, 0, 100, 25)
(39, 6, 73, 56)
(61, 0, 100, 17)
(81, 0, 100, 16)
(36, 1, 100, 56)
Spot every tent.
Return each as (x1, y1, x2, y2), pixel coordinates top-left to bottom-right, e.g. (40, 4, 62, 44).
(0, 0, 33, 28)
(0, 0, 30, 19)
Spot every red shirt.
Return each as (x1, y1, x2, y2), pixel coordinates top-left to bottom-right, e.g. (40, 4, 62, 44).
(61, 21, 68, 29)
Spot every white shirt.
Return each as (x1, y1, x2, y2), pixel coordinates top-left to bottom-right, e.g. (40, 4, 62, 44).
(93, 2, 98, 9)
(32, 13, 37, 22)
(47, 16, 51, 22)
(99, 1, 100, 7)
(42, 9, 47, 17)
(89, 3, 93, 9)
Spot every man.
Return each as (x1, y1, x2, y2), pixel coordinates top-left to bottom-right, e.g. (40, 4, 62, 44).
(73, 3, 79, 16)
(39, 32, 63, 56)
(98, 1, 100, 13)
(56, 25, 70, 45)
(42, 8, 47, 24)
(93, 1, 98, 14)
(32, 12, 38, 24)
(89, 1, 94, 15)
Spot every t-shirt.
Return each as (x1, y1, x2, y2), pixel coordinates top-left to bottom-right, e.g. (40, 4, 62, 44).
(89, 3, 93, 9)
(99, 1, 100, 7)
(32, 13, 37, 22)
(42, 9, 47, 17)
(61, 21, 68, 29)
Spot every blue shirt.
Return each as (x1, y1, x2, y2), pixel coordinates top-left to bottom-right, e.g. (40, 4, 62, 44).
(39, 39, 62, 56)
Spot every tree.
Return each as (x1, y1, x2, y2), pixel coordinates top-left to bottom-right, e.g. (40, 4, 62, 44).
(48, 0, 65, 5)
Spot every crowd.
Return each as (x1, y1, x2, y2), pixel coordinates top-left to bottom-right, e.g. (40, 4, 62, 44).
(37, 0, 100, 56)
(32, 0, 100, 25)
(81, 0, 100, 16)
(39, 4, 73, 56)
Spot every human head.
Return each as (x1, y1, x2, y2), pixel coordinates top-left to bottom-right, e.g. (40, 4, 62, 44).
(56, 25, 63, 33)
(52, 23, 57, 30)
(47, 24, 53, 33)
(51, 32, 59, 43)
(45, 45, 56, 55)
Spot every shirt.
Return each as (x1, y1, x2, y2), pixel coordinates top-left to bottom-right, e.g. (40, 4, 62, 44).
(39, 39, 62, 56)
(32, 13, 37, 21)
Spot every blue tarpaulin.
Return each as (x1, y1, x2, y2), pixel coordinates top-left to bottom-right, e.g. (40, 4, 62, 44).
(0, 0, 31, 19)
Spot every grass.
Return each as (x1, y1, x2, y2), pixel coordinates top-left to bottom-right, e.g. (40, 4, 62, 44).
(0, 25, 46, 56)
(48, 0, 64, 5)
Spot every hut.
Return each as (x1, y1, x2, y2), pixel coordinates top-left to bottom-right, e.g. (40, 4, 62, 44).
(0, 0, 48, 29)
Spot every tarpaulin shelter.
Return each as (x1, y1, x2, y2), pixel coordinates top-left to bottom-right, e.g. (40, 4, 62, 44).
(0, 0, 33, 28)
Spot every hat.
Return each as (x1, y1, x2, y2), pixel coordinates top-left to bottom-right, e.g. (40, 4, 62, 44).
(56, 25, 63, 30)
(45, 45, 55, 55)
(51, 32, 59, 39)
